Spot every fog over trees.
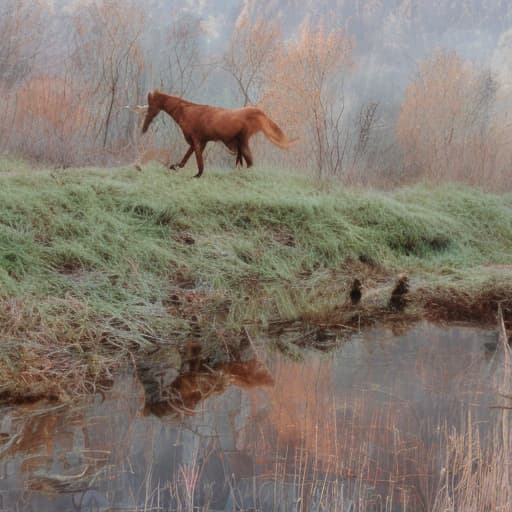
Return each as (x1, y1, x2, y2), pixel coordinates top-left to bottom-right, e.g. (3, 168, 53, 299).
(1, 0, 512, 189)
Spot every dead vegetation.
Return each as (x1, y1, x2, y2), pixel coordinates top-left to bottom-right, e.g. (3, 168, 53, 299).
(1, 259, 511, 407)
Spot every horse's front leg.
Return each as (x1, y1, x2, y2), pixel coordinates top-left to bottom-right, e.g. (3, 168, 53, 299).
(193, 141, 207, 178)
(169, 146, 194, 171)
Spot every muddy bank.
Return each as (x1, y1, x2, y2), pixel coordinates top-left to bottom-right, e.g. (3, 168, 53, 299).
(324, 265, 512, 330)
(263, 268, 512, 350)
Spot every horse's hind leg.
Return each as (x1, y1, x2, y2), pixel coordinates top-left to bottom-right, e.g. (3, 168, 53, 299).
(236, 146, 243, 167)
(224, 140, 243, 167)
(240, 141, 253, 168)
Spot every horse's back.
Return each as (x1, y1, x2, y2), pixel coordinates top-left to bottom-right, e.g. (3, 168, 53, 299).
(182, 104, 267, 141)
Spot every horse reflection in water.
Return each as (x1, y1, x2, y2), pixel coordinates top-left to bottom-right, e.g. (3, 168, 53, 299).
(0, 354, 273, 509)
(138, 356, 274, 418)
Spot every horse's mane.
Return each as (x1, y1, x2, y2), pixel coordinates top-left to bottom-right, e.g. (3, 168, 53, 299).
(153, 90, 194, 109)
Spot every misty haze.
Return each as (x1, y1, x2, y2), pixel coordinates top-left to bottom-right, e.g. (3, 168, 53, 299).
(1, 0, 511, 187)
(0, 1, 511, 511)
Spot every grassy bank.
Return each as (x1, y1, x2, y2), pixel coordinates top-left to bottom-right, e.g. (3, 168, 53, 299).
(1, 160, 511, 402)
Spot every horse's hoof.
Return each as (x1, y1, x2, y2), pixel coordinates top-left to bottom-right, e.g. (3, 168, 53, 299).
(169, 164, 178, 171)
(193, 173, 202, 178)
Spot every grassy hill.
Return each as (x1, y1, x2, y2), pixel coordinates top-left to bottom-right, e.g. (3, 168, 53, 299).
(1, 159, 511, 402)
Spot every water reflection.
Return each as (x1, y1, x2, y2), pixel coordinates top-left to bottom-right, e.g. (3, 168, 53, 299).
(0, 322, 508, 511)
(138, 356, 274, 418)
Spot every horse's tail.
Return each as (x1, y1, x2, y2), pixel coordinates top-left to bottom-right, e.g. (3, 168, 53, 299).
(258, 112, 297, 149)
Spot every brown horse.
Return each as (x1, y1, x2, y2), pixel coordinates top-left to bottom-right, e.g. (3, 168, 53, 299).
(141, 90, 294, 177)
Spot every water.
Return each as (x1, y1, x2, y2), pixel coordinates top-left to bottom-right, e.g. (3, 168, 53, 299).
(0, 322, 507, 511)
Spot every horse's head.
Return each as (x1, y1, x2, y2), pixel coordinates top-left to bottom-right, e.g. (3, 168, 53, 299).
(141, 91, 161, 133)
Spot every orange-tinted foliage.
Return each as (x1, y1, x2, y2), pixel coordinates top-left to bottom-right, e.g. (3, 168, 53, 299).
(397, 51, 499, 184)
(15, 76, 92, 136)
(261, 20, 354, 170)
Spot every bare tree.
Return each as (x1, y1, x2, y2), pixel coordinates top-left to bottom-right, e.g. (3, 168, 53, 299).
(262, 19, 354, 176)
(160, 15, 208, 98)
(0, 0, 45, 88)
(223, 15, 281, 106)
(71, 0, 145, 151)
(0, 0, 48, 154)
(397, 49, 499, 186)
(352, 101, 379, 165)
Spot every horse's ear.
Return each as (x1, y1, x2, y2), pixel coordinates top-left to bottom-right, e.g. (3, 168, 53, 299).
(147, 92, 153, 103)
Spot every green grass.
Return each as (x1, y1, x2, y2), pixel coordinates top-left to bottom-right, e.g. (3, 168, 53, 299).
(0, 161, 511, 401)
(2, 163, 512, 311)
